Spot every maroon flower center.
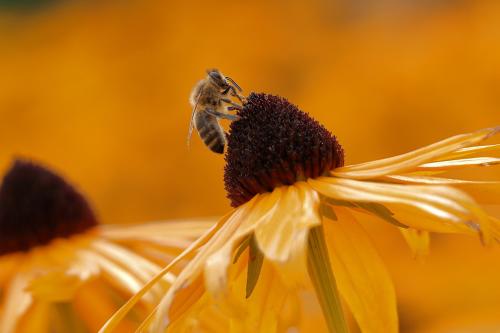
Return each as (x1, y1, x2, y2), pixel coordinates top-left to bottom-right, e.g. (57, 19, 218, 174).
(0, 160, 97, 255)
(224, 93, 344, 207)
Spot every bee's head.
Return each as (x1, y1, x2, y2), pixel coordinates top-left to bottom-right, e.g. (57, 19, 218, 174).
(207, 69, 229, 89)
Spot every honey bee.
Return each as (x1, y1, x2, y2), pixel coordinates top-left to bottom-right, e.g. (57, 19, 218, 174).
(187, 69, 244, 154)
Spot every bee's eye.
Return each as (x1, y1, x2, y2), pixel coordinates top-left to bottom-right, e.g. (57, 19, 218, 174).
(209, 71, 223, 82)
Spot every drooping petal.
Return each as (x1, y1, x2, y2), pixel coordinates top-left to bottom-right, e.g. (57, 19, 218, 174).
(309, 177, 489, 236)
(166, 258, 250, 333)
(332, 127, 499, 179)
(383, 175, 500, 204)
(168, 274, 206, 324)
(227, 261, 290, 333)
(204, 189, 283, 298)
(151, 203, 257, 332)
(101, 220, 214, 246)
(99, 216, 225, 333)
(254, 183, 321, 262)
(204, 242, 239, 300)
(400, 228, 430, 259)
(166, 259, 295, 333)
(91, 240, 175, 302)
(324, 208, 398, 333)
(165, 291, 231, 333)
(254, 183, 321, 287)
(436, 143, 500, 161)
(78, 249, 149, 301)
(204, 258, 295, 333)
(418, 157, 500, 170)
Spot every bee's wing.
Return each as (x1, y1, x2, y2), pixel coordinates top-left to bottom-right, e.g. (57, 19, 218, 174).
(187, 99, 199, 149)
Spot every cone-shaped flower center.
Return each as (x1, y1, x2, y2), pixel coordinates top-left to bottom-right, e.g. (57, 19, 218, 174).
(0, 160, 97, 255)
(224, 93, 344, 207)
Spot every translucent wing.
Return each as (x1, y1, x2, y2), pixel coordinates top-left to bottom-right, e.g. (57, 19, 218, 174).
(187, 98, 200, 149)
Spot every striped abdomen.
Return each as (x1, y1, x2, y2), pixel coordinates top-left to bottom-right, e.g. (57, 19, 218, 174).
(195, 111, 226, 154)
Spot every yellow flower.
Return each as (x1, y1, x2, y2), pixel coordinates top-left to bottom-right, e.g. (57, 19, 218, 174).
(102, 93, 499, 333)
(0, 159, 212, 332)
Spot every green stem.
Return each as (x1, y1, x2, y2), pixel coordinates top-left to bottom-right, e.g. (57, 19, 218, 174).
(307, 225, 349, 333)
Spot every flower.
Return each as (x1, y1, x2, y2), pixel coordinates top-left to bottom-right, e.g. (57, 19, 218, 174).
(101, 93, 499, 333)
(0, 159, 213, 333)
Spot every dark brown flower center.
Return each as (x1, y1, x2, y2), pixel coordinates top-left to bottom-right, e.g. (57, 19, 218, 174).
(0, 160, 97, 255)
(224, 93, 344, 207)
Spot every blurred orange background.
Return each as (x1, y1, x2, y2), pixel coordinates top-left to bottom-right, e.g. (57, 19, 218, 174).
(0, 0, 499, 332)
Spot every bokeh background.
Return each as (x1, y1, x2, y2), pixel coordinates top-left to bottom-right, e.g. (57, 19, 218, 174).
(0, 0, 499, 332)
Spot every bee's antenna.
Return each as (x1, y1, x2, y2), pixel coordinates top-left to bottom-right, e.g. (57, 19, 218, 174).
(225, 76, 242, 92)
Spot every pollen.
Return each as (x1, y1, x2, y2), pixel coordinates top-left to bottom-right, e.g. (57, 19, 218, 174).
(0, 159, 98, 255)
(224, 93, 344, 207)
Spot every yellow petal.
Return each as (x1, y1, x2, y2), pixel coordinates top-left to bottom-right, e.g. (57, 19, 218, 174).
(489, 216, 500, 242)
(47, 302, 89, 333)
(75, 279, 138, 332)
(92, 240, 174, 301)
(26, 240, 100, 303)
(204, 242, 236, 299)
(254, 184, 321, 262)
(310, 177, 488, 235)
(384, 175, 500, 204)
(254, 183, 321, 287)
(99, 215, 224, 333)
(400, 228, 430, 259)
(101, 220, 214, 245)
(324, 208, 398, 333)
(151, 203, 257, 332)
(163, 186, 309, 331)
(16, 301, 50, 333)
(166, 260, 292, 333)
(165, 291, 230, 333)
(436, 143, 500, 161)
(27, 271, 88, 302)
(168, 274, 206, 323)
(228, 261, 290, 333)
(332, 127, 499, 179)
(167, 259, 250, 333)
(78, 249, 147, 300)
(389, 206, 472, 235)
(206, 258, 292, 333)
(419, 157, 500, 170)
(204, 190, 282, 298)
(0, 272, 33, 333)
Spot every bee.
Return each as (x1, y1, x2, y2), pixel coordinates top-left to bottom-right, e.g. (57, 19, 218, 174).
(187, 69, 244, 154)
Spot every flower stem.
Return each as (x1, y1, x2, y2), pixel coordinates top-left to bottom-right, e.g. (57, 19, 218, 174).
(307, 225, 349, 333)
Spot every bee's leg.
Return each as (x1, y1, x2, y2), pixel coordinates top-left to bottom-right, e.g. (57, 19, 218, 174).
(229, 86, 246, 103)
(206, 108, 240, 121)
(221, 87, 231, 95)
(221, 98, 242, 111)
(227, 106, 241, 111)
